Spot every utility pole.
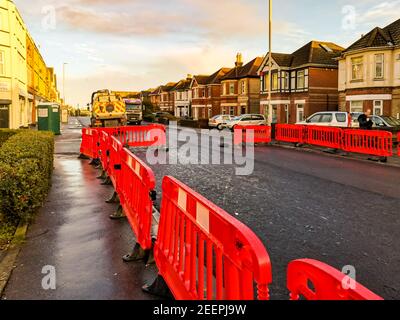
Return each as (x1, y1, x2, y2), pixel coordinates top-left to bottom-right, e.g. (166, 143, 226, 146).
(63, 63, 68, 106)
(267, 0, 272, 124)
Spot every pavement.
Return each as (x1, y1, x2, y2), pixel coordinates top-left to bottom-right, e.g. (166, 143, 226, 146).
(2, 117, 400, 300)
(2, 118, 159, 300)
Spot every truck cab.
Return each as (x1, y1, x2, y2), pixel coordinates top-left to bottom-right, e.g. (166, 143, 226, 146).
(124, 99, 143, 125)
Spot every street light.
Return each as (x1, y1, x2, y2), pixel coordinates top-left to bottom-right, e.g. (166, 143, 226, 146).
(63, 62, 68, 106)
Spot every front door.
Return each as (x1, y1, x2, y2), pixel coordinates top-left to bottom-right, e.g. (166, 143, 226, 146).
(0, 104, 10, 128)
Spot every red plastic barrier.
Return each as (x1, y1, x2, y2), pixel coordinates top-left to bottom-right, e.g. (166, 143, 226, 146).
(343, 129, 393, 157)
(398, 132, 400, 156)
(234, 125, 272, 145)
(80, 128, 95, 158)
(287, 259, 383, 300)
(154, 176, 272, 300)
(98, 130, 111, 171)
(275, 124, 304, 143)
(305, 126, 342, 149)
(119, 148, 156, 250)
(107, 136, 123, 193)
(114, 125, 166, 147)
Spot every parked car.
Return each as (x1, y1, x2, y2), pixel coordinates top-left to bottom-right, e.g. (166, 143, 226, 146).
(225, 114, 267, 131)
(208, 115, 233, 130)
(153, 112, 177, 125)
(297, 111, 351, 127)
(351, 113, 400, 130)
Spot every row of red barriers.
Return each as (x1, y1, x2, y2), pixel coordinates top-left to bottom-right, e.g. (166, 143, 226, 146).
(276, 124, 394, 157)
(233, 125, 272, 145)
(80, 124, 167, 160)
(81, 126, 384, 301)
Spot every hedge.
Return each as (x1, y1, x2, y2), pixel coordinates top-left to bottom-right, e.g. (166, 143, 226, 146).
(0, 129, 19, 147)
(0, 130, 54, 222)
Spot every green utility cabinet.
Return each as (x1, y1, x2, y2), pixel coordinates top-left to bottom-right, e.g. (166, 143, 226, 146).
(37, 103, 61, 135)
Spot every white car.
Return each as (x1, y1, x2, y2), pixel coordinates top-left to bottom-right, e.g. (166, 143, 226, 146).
(297, 112, 351, 128)
(208, 115, 233, 130)
(226, 114, 268, 131)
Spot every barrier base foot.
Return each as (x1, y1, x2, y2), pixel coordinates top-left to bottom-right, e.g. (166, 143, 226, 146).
(109, 205, 125, 220)
(105, 191, 119, 204)
(78, 153, 90, 160)
(123, 243, 149, 263)
(142, 275, 173, 299)
(101, 176, 112, 185)
(97, 170, 107, 180)
(89, 158, 100, 166)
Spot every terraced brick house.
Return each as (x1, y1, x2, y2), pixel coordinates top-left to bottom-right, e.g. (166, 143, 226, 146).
(191, 75, 210, 120)
(158, 82, 177, 112)
(149, 86, 161, 110)
(220, 54, 263, 116)
(173, 75, 193, 117)
(191, 68, 232, 120)
(338, 18, 400, 118)
(258, 41, 343, 124)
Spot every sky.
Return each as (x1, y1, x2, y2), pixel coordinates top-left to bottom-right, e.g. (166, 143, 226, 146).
(14, 0, 400, 107)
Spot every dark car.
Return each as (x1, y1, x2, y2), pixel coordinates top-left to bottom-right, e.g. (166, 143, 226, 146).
(153, 112, 177, 125)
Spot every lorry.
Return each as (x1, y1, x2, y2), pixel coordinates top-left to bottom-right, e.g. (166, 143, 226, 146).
(90, 89, 127, 127)
(124, 98, 143, 125)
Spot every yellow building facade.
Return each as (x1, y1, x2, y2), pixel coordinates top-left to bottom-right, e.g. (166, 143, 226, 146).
(0, 0, 60, 128)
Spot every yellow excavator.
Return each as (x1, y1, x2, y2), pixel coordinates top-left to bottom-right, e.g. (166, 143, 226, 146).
(90, 89, 127, 127)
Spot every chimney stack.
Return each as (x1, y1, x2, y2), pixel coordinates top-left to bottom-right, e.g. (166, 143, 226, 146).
(235, 53, 243, 68)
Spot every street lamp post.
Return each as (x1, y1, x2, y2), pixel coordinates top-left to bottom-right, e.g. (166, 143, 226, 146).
(63, 62, 68, 106)
(267, 0, 272, 124)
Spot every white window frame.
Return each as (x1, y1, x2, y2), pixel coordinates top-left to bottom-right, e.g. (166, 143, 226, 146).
(374, 54, 384, 79)
(296, 104, 304, 123)
(351, 57, 364, 81)
(373, 100, 383, 116)
(350, 100, 363, 113)
(297, 70, 305, 90)
(229, 82, 235, 95)
(240, 80, 246, 94)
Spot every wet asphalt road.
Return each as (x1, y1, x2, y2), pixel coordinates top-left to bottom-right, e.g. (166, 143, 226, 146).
(132, 123, 400, 300)
(3, 117, 400, 300)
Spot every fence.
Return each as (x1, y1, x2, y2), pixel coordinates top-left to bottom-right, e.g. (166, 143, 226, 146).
(343, 129, 393, 157)
(276, 124, 394, 157)
(80, 125, 385, 301)
(107, 136, 123, 193)
(233, 125, 272, 145)
(305, 126, 343, 149)
(80, 128, 97, 159)
(119, 148, 156, 250)
(287, 259, 383, 300)
(114, 125, 167, 148)
(275, 124, 304, 144)
(154, 176, 272, 300)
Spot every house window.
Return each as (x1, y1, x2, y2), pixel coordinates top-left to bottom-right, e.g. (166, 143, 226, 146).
(350, 101, 363, 113)
(282, 72, 289, 91)
(351, 57, 363, 80)
(296, 105, 305, 122)
(260, 74, 264, 92)
(373, 100, 383, 115)
(229, 107, 235, 115)
(272, 72, 278, 91)
(240, 80, 246, 94)
(0, 51, 4, 75)
(374, 54, 384, 79)
(229, 83, 235, 95)
(297, 70, 305, 89)
(291, 71, 296, 91)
